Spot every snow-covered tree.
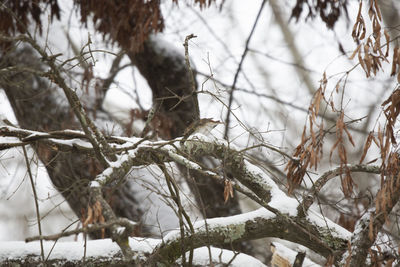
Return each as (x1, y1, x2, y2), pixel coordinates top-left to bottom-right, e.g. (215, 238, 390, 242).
(1, 0, 400, 266)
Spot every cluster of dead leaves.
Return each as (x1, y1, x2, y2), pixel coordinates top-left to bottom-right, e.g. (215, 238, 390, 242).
(350, 1, 390, 78)
(367, 153, 400, 262)
(76, 0, 164, 52)
(358, 89, 400, 241)
(390, 46, 400, 83)
(76, 0, 214, 51)
(0, 0, 60, 36)
(223, 179, 234, 203)
(330, 111, 355, 196)
(375, 154, 399, 216)
(286, 74, 327, 193)
(382, 89, 400, 147)
(363, 138, 400, 266)
(82, 200, 105, 238)
(376, 90, 400, 184)
(290, 0, 348, 29)
(286, 72, 358, 196)
(0, 0, 215, 52)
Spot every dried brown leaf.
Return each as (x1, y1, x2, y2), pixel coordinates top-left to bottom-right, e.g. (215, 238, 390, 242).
(372, 17, 381, 36)
(373, 129, 383, 147)
(352, 2, 364, 41)
(224, 179, 234, 203)
(360, 132, 373, 164)
(349, 44, 361, 60)
(355, 2, 362, 28)
(391, 47, 398, 76)
(364, 44, 372, 76)
(314, 89, 322, 117)
(94, 200, 102, 219)
(386, 258, 394, 267)
(368, 1, 374, 20)
(344, 125, 355, 147)
(384, 29, 390, 57)
(338, 144, 347, 163)
(397, 47, 400, 65)
(358, 48, 368, 77)
(335, 82, 340, 93)
(342, 168, 353, 196)
(330, 139, 340, 160)
(301, 126, 307, 144)
(374, 0, 382, 21)
(366, 158, 378, 164)
(368, 218, 374, 241)
(83, 206, 93, 227)
(330, 100, 335, 111)
(360, 21, 366, 40)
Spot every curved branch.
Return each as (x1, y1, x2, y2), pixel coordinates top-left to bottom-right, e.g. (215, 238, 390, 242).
(298, 164, 381, 217)
(26, 219, 137, 242)
(1, 127, 355, 262)
(147, 208, 347, 264)
(0, 40, 144, 240)
(345, 156, 400, 265)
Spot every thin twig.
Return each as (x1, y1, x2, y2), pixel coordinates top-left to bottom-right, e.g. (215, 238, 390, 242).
(297, 164, 381, 217)
(157, 161, 195, 266)
(45, 219, 80, 261)
(197, 71, 370, 135)
(224, 0, 267, 139)
(183, 34, 200, 120)
(22, 146, 45, 261)
(26, 218, 136, 242)
(0, 34, 114, 166)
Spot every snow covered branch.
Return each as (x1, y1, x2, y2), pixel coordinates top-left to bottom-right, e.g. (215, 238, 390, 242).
(0, 238, 267, 266)
(147, 207, 349, 265)
(2, 0, 400, 265)
(25, 219, 137, 243)
(0, 127, 358, 262)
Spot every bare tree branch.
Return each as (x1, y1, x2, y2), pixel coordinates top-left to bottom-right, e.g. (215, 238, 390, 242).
(224, 0, 267, 139)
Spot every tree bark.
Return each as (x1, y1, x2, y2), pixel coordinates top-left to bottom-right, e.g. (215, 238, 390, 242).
(130, 36, 244, 219)
(0, 46, 145, 236)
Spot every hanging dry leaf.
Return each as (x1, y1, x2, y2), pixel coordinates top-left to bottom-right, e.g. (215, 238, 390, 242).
(384, 29, 390, 57)
(359, 132, 374, 164)
(368, 219, 374, 241)
(349, 44, 361, 60)
(83, 206, 93, 227)
(390, 46, 398, 76)
(223, 179, 234, 203)
(93, 201, 105, 238)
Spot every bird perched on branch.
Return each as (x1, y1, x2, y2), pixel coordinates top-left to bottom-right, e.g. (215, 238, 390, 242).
(181, 118, 222, 142)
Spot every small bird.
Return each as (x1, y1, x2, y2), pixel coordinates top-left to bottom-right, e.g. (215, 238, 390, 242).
(182, 118, 222, 140)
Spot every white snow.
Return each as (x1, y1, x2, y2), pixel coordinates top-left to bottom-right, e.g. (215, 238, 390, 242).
(197, 207, 275, 228)
(166, 149, 202, 170)
(0, 237, 159, 261)
(272, 242, 322, 267)
(126, 165, 182, 236)
(164, 208, 275, 242)
(307, 208, 352, 240)
(24, 132, 48, 139)
(0, 239, 269, 266)
(48, 138, 92, 148)
(180, 246, 267, 267)
(244, 160, 298, 216)
(89, 181, 100, 188)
